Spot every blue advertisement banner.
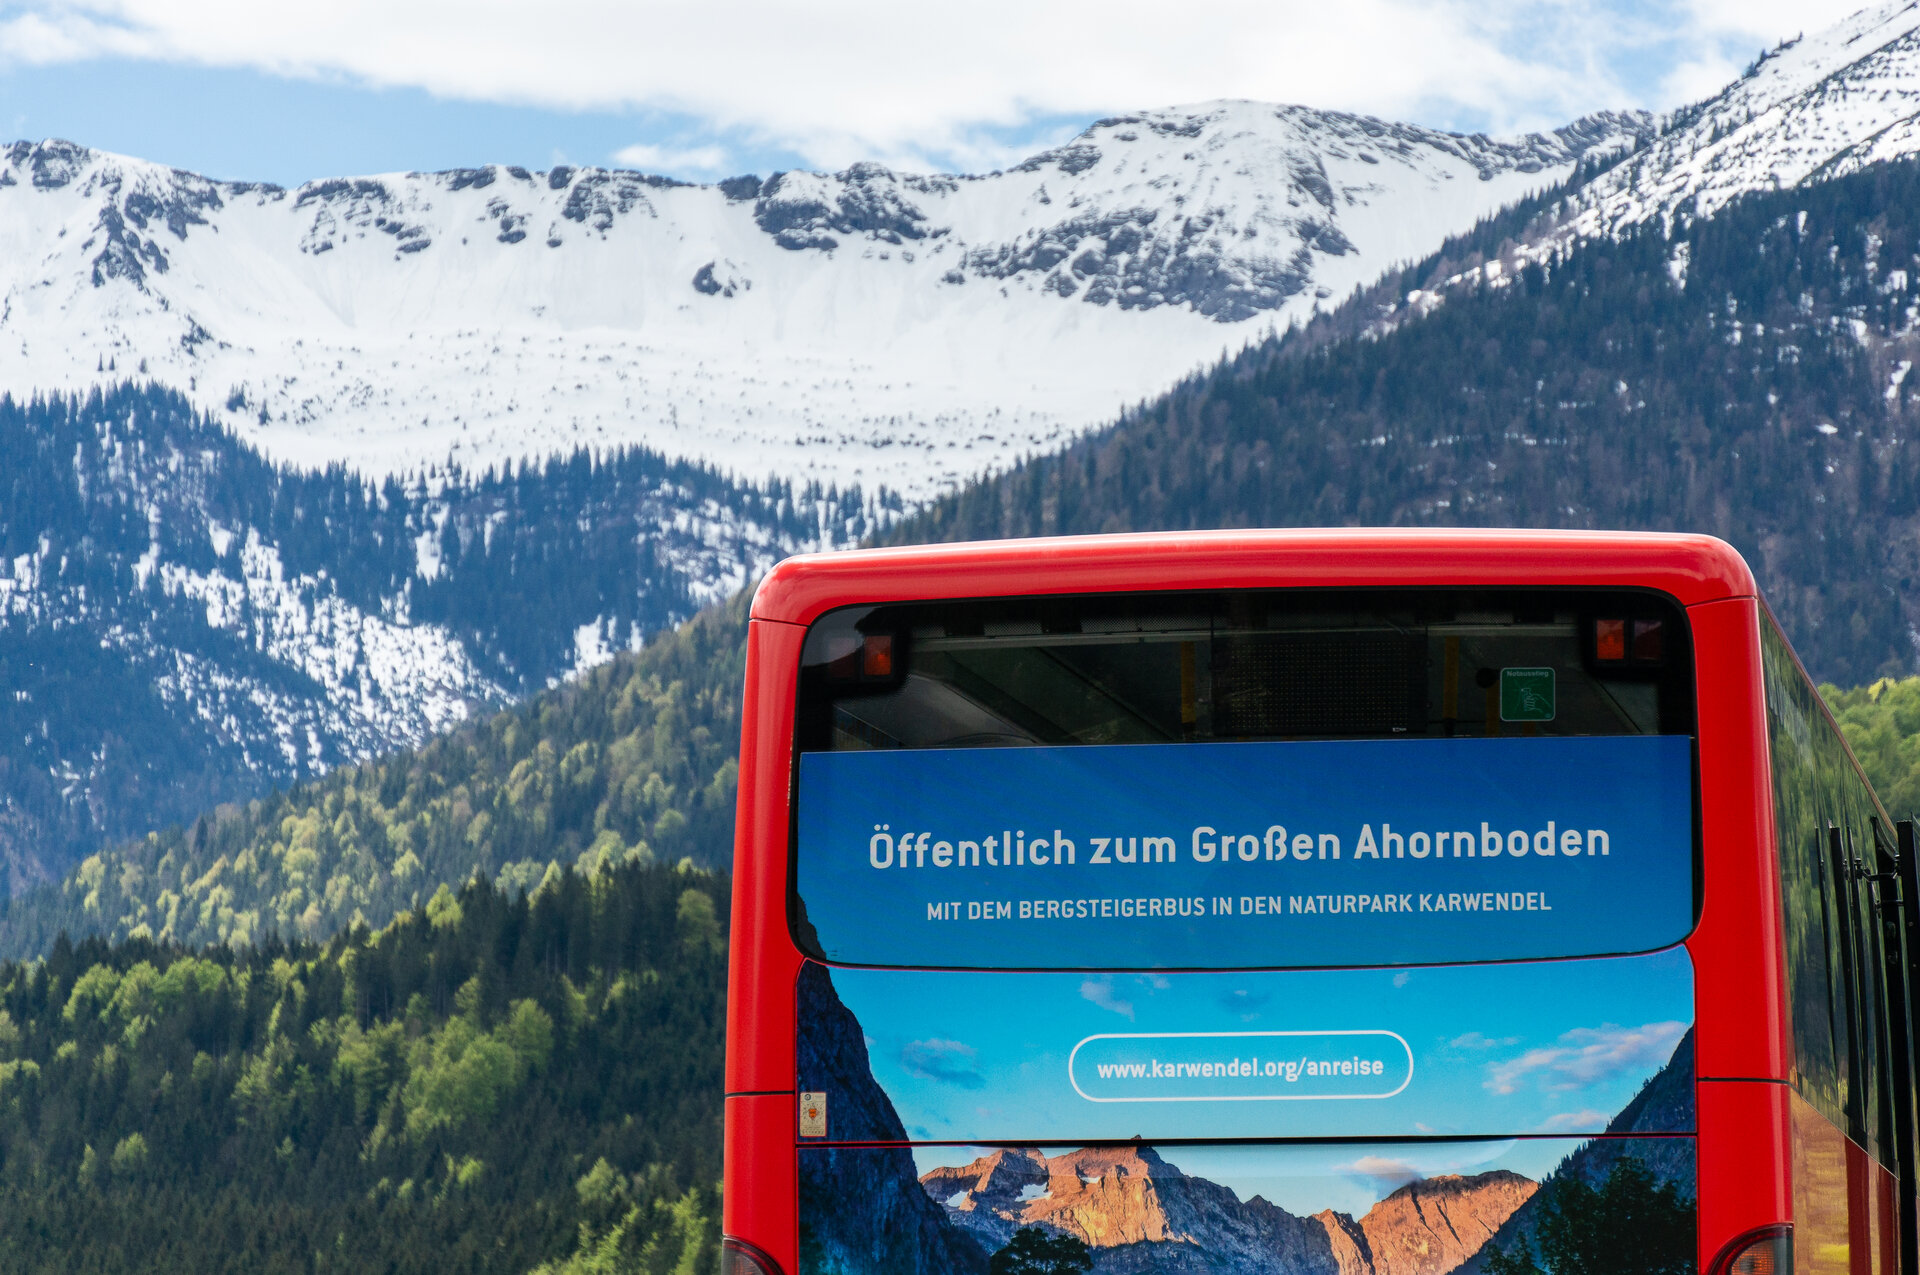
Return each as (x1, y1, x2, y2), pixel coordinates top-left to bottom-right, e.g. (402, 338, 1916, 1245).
(795, 735, 1693, 968)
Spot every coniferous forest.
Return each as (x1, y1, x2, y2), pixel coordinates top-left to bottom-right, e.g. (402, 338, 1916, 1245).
(0, 860, 727, 1273)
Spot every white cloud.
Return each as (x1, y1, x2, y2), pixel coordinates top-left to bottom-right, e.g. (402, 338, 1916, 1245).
(1448, 1030, 1522, 1050)
(1340, 1154, 1423, 1192)
(1080, 977, 1134, 1020)
(611, 141, 732, 175)
(1484, 1020, 1688, 1095)
(900, 1037, 984, 1088)
(1536, 1108, 1611, 1132)
(1677, 0, 1860, 44)
(0, 0, 1865, 173)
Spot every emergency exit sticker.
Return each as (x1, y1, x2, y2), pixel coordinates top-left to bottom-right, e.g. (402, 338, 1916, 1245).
(1499, 668, 1555, 721)
(799, 1092, 827, 1138)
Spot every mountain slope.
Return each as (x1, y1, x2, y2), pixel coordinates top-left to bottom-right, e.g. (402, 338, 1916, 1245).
(0, 386, 833, 893)
(1566, 1, 1920, 238)
(0, 591, 749, 957)
(895, 153, 1920, 684)
(0, 108, 1647, 497)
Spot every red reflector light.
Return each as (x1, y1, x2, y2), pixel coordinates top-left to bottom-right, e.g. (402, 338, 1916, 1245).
(862, 634, 894, 678)
(824, 634, 860, 680)
(1632, 618, 1664, 663)
(1710, 1225, 1791, 1275)
(1595, 618, 1627, 661)
(721, 1237, 783, 1275)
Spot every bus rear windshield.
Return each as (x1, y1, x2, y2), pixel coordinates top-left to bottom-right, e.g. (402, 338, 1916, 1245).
(792, 588, 1698, 970)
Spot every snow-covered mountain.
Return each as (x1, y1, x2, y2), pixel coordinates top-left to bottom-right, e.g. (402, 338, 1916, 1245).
(1567, 1, 1920, 236)
(0, 105, 1648, 498)
(0, 384, 868, 893)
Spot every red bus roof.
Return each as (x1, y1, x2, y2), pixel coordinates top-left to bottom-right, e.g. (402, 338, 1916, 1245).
(752, 529, 1757, 627)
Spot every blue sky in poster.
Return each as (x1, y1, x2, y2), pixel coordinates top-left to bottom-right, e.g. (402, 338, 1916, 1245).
(824, 945, 1692, 1148)
(798, 735, 1694, 969)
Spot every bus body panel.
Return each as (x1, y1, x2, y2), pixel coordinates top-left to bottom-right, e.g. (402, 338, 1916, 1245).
(1793, 1087, 1852, 1275)
(726, 531, 1838, 1273)
(724, 617, 806, 1269)
(752, 529, 1758, 628)
(724, 1093, 799, 1271)
(1687, 596, 1789, 1086)
(1699, 1079, 1791, 1253)
(727, 617, 807, 1098)
(1689, 595, 1793, 1267)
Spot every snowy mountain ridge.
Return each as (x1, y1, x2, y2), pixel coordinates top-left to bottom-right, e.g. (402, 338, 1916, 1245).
(0, 104, 1650, 498)
(1561, 1, 1920, 237)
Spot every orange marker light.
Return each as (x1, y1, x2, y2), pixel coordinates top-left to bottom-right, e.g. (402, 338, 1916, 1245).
(862, 634, 894, 678)
(1595, 618, 1627, 661)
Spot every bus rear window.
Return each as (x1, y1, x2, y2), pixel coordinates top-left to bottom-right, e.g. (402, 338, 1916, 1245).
(792, 589, 1698, 970)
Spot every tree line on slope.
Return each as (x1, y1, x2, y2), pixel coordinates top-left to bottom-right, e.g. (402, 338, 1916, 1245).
(0, 858, 726, 1273)
(893, 156, 1920, 686)
(0, 593, 748, 960)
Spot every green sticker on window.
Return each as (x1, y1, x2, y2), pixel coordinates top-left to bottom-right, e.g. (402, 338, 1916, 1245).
(1500, 668, 1555, 721)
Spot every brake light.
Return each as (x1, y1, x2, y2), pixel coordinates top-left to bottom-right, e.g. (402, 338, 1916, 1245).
(721, 1236, 783, 1275)
(862, 633, 894, 677)
(1709, 1224, 1791, 1275)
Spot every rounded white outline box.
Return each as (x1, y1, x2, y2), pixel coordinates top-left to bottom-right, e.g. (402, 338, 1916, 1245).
(1067, 1029, 1414, 1103)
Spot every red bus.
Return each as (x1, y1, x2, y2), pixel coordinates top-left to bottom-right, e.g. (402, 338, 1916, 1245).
(722, 530, 1919, 1275)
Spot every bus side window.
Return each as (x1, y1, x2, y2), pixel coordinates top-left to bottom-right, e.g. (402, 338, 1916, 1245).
(1763, 621, 1846, 1125)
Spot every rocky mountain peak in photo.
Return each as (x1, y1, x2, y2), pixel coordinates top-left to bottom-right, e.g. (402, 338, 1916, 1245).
(923, 1144, 1537, 1274)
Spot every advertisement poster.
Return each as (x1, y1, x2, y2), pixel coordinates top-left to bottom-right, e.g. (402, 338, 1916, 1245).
(798, 947, 1694, 1144)
(796, 950, 1696, 1275)
(795, 735, 1694, 969)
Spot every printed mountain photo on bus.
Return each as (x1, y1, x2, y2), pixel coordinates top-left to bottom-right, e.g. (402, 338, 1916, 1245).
(795, 962, 1694, 1274)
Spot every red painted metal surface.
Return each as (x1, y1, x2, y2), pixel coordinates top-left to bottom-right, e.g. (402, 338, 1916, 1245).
(1689, 594, 1792, 1266)
(724, 530, 1802, 1270)
(751, 529, 1758, 628)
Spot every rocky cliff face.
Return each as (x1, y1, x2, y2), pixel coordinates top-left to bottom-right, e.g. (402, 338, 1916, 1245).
(1353, 1173, 1538, 1275)
(922, 1145, 1535, 1275)
(1457, 1030, 1696, 1275)
(796, 963, 988, 1274)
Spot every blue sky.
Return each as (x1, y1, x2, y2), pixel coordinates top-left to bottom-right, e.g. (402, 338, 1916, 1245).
(0, 0, 1871, 186)
(840, 948, 1692, 1148)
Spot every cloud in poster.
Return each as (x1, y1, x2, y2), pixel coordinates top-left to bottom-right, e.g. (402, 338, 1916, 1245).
(1485, 1020, 1687, 1095)
(1340, 1154, 1423, 1193)
(1536, 1108, 1611, 1132)
(900, 1038, 985, 1089)
(1449, 1031, 1522, 1050)
(1080, 977, 1134, 1021)
(1218, 988, 1271, 1021)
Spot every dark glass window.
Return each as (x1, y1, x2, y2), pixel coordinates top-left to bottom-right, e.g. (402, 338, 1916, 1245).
(798, 588, 1696, 752)
(1763, 616, 1897, 1165)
